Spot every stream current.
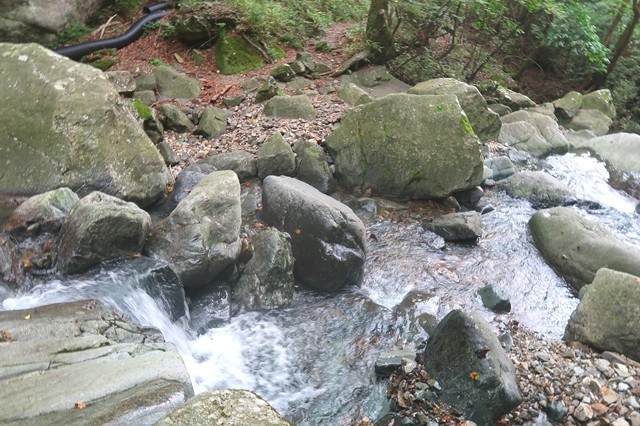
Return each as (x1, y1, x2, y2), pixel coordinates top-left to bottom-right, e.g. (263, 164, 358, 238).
(2, 152, 639, 424)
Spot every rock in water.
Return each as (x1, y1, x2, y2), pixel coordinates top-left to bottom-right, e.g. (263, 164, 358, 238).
(325, 93, 484, 199)
(565, 268, 640, 362)
(422, 310, 522, 424)
(501, 171, 575, 209)
(0, 43, 172, 207)
(262, 175, 365, 292)
(423, 211, 483, 242)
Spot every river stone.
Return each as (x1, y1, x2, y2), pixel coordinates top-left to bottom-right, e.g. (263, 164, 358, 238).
(262, 176, 366, 292)
(553, 91, 582, 120)
(581, 89, 616, 119)
(0, 0, 107, 44)
(488, 103, 512, 116)
(257, 133, 296, 179)
(1, 187, 78, 237)
(423, 211, 483, 242)
(478, 284, 511, 313)
(422, 309, 522, 424)
(293, 140, 337, 194)
(104, 70, 135, 95)
(0, 300, 193, 424)
(188, 151, 257, 182)
(495, 86, 536, 111)
(158, 104, 195, 133)
(196, 106, 228, 139)
(255, 76, 278, 103)
(135, 74, 156, 91)
(527, 102, 556, 119)
(338, 82, 373, 106)
(263, 95, 316, 120)
(153, 65, 201, 100)
(144, 110, 165, 145)
(0, 43, 172, 207)
(484, 156, 516, 181)
(500, 171, 575, 208)
(135, 90, 156, 106)
(529, 207, 640, 290)
(146, 171, 241, 291)
(157, 389, 290, 426)
(408, 78, 502, 143)
(566, 108, 612, 136)
(499, 110, 569, 156)
(569, 133, 640, 198)
(326, 94, 484, 199)
(375, 349, 418, 377)
(232, 228, 294, 312)
(566, 129, 598, 147)
(271, 63, 296, 82)
(565, 268, 640, 362)
(53, 191, 151, 274)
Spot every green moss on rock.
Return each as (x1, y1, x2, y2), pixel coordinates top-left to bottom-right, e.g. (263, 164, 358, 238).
(215, 31, 265, 75)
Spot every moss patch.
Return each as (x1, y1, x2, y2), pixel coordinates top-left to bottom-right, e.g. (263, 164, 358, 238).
(132, 99, 153, 121)
(460, 114, 475, 136)
(215, 31, 266, 75)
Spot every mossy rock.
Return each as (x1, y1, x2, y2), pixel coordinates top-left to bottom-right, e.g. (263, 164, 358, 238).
(215, 31, 265, 75)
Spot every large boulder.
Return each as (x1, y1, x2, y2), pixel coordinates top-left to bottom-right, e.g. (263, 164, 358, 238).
(500, 171, 575, 208)
(495, 86, 536, 111)
(499, 110, 569, 157)
(529, 207, 640, 290)
(1, 187, 78, 237)
(566, 109, 612, 136)
(262, 176, 366, 292)
(153, 65, 201, 100)
(569, 133, 640, 198)
(196, 106, 229, 139)
(146, 171, 242, 291)
(422, 310, 522, 424)
(408, 78, 502, 143)
(581, 89, 616, 120)
(325, 94, 484, 199)
(0, 44, 172, 207)
(293, 140, 337, 194)
(256, 133, 296, 179)
(565, 268, 640, 362)
(0, 300, 194, 424)
(0, 0, 107, 44)
(157, 390, 290, 426)
(232, 228, 295, 312)
(553, 91, 582, 120)
(54, 192, 151, 274)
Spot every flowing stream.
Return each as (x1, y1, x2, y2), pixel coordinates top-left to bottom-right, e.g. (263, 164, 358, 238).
(1, 152, 639, 424)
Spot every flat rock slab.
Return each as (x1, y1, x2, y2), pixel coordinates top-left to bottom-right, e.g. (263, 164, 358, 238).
(0, 300, 193, 424)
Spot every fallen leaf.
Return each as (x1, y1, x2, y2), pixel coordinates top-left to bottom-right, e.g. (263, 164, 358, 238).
(174, 53, 184, 63)
(295, 229, 301, 235)
(396, 390, 407, 408)
(23, 313, 31, 320)
(470, 371, 480, 381)
(74, 401, 87, 409)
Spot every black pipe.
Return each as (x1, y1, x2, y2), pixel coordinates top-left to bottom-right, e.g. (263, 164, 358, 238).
(144, 1, 173, 13)
(54, 9, 170, 60)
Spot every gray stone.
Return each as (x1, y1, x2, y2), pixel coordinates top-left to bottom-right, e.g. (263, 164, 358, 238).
(408, 78, 502, 143)
(0, 300, 192, 424)
(529, 207, 640, 290)
(135, 74, 156, 91)
(289, 60, 306, 75)
(146, 171, 241, 291)
(501, 171, 575, 208)
(569, 133, 640, 198)
(153, 65, 201, 100)
(326, 94, 484, 199)
(423, 212, 483, 242)
(553, 91, 582, 120)
(488, 103, 512, 116)
(135, 90, 157, 106)
(196, 106, 228, 139)
(484, 156, 516, 181)
(286, 76, 314, 91)
(0, 43, 171, 207)
(375, 350, 417, 377)
(158, 104, 195, 133)
(173, 2, 226, 42)
(157, 141, 179, 165)
(157, 390, 290, 426)
(189, 151, 257, 182)
(257, 133, 296, 179)
(495, 86, 536, 111)
(422, 310, 522, 424)
(500, 110, 569, 156)
(143, 110, 164, 144)
(151, 171, 206, 219)
(292, 140, 336, 194)
(546, 400, 567, 422)
(223, 93, 246, 108)
(478, 285, 511, 313)
(1, 188, 78, 237)
(565, 268, 640, 362)
(271, 64, 296, 82)
(0, 0, 107, 44)
(233, 228, 294, 312)
(255, 76, 278, 103)
(262, 176, 365, 292)
(338, 82, 373, 106)
(565, 129, 598, 147)
(581, 89, 616, 119)
(53, 191, 151, 274)
(263, 95, 316, 120)
(104, 70, 135, 95)
(566, 108, 612, 136)
(527, 102, 556, 119)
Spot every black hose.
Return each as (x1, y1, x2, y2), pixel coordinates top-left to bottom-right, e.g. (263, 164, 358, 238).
(144, 1, 173, 13)
(54, 9, 170, 60)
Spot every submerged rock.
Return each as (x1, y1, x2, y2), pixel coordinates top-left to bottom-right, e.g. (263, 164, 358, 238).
(262, 176, 365, 292)
(423, 211, 483, 242)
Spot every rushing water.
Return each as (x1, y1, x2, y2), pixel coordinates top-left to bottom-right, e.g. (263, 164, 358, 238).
(2, 151, 639, 424)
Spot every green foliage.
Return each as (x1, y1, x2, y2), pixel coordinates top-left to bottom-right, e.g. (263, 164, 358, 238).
(149, 58, 163, 66)
(96, 0, 145, 20)
(144, 20, 176, 38)
(607, 45, 640, 126)
(51, 21, 92, 48)
(215, 30, 266, 74)
(131, 98, 153, 121)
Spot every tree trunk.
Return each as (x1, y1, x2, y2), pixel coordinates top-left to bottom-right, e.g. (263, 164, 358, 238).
(603, 0, 628, 47)
(366, 0, 399, 64)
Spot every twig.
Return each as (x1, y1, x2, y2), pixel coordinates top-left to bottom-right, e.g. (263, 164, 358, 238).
(91, 14, 119, 39)
(241, 33, 273, 64)
(211, 85, 232, 104)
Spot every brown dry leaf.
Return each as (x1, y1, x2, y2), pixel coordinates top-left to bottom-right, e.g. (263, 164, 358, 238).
(396, 390, 407, 408)
(74, 401, 87, 409)
(470, 371, 480, 381)
(174, 52, 184, 63)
